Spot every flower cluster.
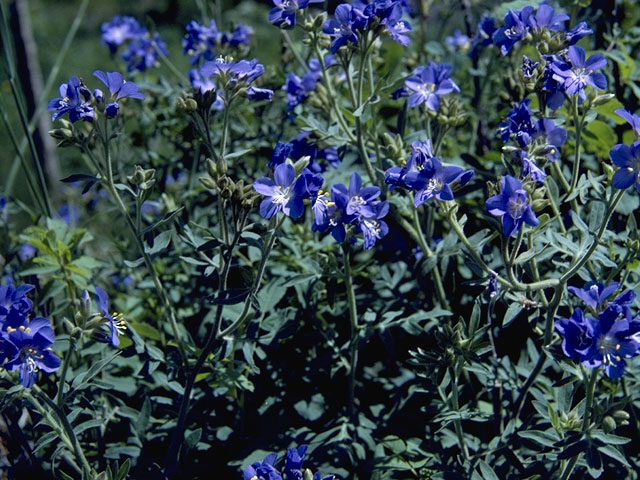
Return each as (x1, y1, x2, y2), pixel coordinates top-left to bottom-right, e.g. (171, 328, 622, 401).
(0, 284, 60, 388)
(556, 284, 640, 379)
(397, 62, 460, 111)
(243, 445, 334, 480)
(100, 15, 168, 72)
(321, 0, 411, 53)
(195, 57, 274, 102)
(312, 172, 389, 249)
(284, 56, 335, 110)
(48, 72, 143, 122)
(498, 99, 567, 184)
(269, 133, 340, 173)
(609, 110, 640, 194)
(269, 0, 323, 29)
(183, 20, 252, 65)
(491, 4, 591, 56)
(385, 140, 473, 207)
(548, 46, 607, 106)
(486, 175, 539, 237)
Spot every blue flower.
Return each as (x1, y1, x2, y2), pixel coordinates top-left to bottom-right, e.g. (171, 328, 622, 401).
(253, 164, 306, 219)
(568, 282, 620, 312)
(381, 6, 412, 46)
(493, 7, 533, 55)
(404, 157, 471, 206)
(616, 109, 640, 139)
(47, 76, 95, 123)
(519, 151, 546, 185)
(486, 175, 539, 237)
(565, 21, 593, 46)
(93, 70, 144, 118)
(533, 118, 567, 162)
(555, 306, 640, 379)
(2, 316, 60, 388)
(527, 4, 568, 32)
(322, 4, 366, 54)
(247, 87, 274, 101)
(610, 141, 640, 193)
(243, 453, 282, 480)
(470, 15, 496, 60)
(521, 55, 539, 78)
(201, 57, 265, 84)
(385, 139, 434, 190)
(446, 29, 470, 50)
(101, 16, 144, 53)
(229, 24, 253, 47)
(357, 202, 390, 249)
(498, 99, 535, 147)
(95, 287, 125, 347)
(121, 34, 168, 72)
(404, 62, 460, 110)
(269, 0, 319, 29)
(0, 284, 34, 323)
(284, 445, 307, 480)
(183, 20, 220, 65)
(0, 195, 6, 212)
(343, 172, 381, 218)
(550, 46, 607, 102)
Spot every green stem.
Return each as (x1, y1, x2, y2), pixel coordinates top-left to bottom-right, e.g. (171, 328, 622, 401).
(282, 30, 307, 71)
(569, 96, 584, 195)
(559, 368, 598, 480)
(101, 120, 188, 362)
(343, 242, 359, 422)
(412, 207, 447, 307)
(449, 363, 470, 461)
(311, 36, 356, 143)
(56, 337, 76, 407)
(444, 203, 559, 292)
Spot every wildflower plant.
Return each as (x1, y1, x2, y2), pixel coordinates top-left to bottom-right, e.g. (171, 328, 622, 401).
(3, 1, 640, 479)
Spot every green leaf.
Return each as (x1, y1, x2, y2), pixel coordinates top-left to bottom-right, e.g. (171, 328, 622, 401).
(597, 444, 630, 467)
(478, 461, 500, 480)
(144, 230, 172, 255)
(517, 429, 559, 447)
(185, 428, 202, 450)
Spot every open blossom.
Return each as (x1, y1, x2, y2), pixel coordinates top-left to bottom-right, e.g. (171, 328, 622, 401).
(93, 70, 144, 118)
(121, 34, 168, 72)
(243, 453, 282, 480)
(550, 46, 607, 102)
(404, 157, 472, 207)
(322, 4, 366, 53)
(486, 175, 539, 237)
(493, 7, 533, 55)
(404, 62, 460, 110)
(95, 287, 126, 347)
(101, 16, 144, 53)
(381, 6, 411, 46)
(313, 173, 389, 249)
(555, 303, 640, 379)
(47, 76, 95, 123)
(568, 282, 620, 312)
(269, 0, 321, 28)
(183, 20, 220, 65)
(610, 141, 640, 193)
(253, 164, 306, 219)
(616, 109, 640, 139)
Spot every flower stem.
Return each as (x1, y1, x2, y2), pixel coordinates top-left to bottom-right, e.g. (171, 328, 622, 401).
(412, 207, 447, 308)
(343, 242, 359, 422)
(449, 363, 470, 461)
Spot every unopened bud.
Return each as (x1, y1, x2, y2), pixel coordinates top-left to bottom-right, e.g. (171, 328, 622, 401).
(206, 158, 217, 178)
(293, 156, 310, 175)
(593, 94, 616, 106)
(199, 176, 217, 189)
(602, 415, 617, 433)
(216, 157, 228, 175)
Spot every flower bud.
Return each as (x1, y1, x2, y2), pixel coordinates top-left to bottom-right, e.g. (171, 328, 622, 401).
(199, 176, 217, 189)
(185, 98, 198, 111)
(593, 93, 616, 106)
(612, 410, 630, 422)
(531, 199, 549, 212)
(216, 157, 228, 175)
(303, 469, 314, 480)
(105, 102, 120, 118)
(48, 128, 73, 140)
(93, 89, 104, 104)
(206, 158, 218, 178)
(293, 156, 310, 175)
(80, 290, 92, 319)
(602, 415, 617, 433)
